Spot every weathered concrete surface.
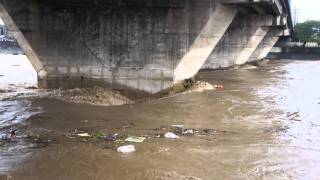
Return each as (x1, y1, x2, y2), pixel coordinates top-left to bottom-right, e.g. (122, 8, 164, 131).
(0, 0, 292, 94)
(0, 4, 46, 77)
(0, 0, 224, 93)
(173, 4, 237, 83)
(248, 29, 283, 62)
(235, 27, 269, 65)
(202, 14, 276, 69)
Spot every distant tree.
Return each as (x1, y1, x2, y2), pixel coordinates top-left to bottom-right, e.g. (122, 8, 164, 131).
(294, 20, 320, 44)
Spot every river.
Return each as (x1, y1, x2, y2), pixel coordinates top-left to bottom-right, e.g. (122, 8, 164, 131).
(0, 55, 320, 180)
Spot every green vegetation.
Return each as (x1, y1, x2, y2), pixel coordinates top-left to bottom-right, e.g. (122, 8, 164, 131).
(294, 21, 320, 43)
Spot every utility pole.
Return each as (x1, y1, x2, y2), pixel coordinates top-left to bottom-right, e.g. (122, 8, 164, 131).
(293, 6, 300, 27)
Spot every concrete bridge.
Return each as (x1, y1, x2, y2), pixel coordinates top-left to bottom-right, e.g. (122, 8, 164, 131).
(0, 0, 292, 94)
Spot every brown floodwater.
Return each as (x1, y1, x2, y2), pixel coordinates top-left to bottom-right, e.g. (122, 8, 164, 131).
(1, 55, 320, 180)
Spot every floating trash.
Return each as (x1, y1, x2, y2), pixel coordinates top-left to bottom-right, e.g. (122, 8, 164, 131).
(171, 125, 184, 128)
(117, 145, 136, 153)
(10, 129, 16, 138)
(164, 132, 180, 139)
(125, 136, 146, 143)
(214, 84, 224, 89)
(183, 129, 194, 136)
(77, 133, 90, 137)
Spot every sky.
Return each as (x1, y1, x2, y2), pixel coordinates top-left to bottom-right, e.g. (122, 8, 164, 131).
(291, 0, 320, 23)
(0, 1, 319, 25)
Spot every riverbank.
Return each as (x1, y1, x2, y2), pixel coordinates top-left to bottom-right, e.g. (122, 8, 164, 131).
(268, 46, 320, 60)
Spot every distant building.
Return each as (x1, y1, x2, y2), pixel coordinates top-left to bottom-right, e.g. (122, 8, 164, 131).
(0, 24, 15, 42)
(0, 24, 8, 35)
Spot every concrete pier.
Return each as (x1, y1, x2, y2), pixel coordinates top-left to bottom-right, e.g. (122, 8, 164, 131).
(249, 29, 284, 62)
(0, 0, 292, 94)
(173, 4, 238, 83)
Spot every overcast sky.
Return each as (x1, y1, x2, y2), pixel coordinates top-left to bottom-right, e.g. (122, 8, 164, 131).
(291, 0, 320, 23)
(0, 1, 319, 25)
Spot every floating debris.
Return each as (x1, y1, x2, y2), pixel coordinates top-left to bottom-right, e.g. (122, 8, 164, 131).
(214, 84, 224, 89)
(117, 145, 136, 153)
(200, 129, 217, 136)
(287, 112, 299, 117)
(171, 125, 184, 128)
(164, 132, 180, 139)
(263, 126, 289, 134)
(10, 129, 16, 138)
(77, 133, 90, 137)
(152, 125, 221, 137)
(125, 136, 146, 143)
(286, 112, 301, 121)
(25, 86, 38, 89)
(182, 129, 194, 136)
(104, 133, 119, 142)
(187, 81, 216, 93)
(290, 119, 302, 122)
(152, 126, 169, 131)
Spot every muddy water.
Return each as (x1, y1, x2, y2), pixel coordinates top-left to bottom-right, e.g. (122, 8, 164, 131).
(1, 55, 320, 180)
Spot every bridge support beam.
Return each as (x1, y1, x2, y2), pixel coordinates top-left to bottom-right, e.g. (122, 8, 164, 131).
(0, 0, 292, 94)
(249, 29, 282, 62)
(0, 4, 46, 78)
(235, 27, 269, 65)
(202, 14, 271, 69)
(173, 4, 237, 83)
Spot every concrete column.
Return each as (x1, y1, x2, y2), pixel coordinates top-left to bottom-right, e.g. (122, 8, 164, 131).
(0, 3, 46, 78)
(248, 29, 282, 62)
(0, 0, 291, 94)
(202, 14, 277, 70)
(257, 36, 280, 59)
(173, 4, 238, 83)
(235, 27, 269, 65)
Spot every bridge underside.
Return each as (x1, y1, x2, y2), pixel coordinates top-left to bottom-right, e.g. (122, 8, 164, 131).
(0, 0, 292, 94)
